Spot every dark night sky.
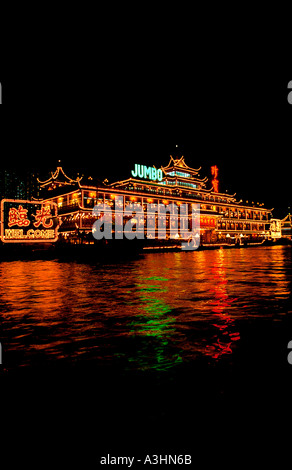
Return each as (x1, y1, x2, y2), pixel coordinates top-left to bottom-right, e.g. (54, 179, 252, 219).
(0, 23, 291, 465)
(1, 47, 291, 217)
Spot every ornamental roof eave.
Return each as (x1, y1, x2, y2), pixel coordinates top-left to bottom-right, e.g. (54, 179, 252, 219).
(211, 190, 237, 199)
(281, 213, 292, 224)
(40, 182, 80, 198)
(78, 177, 103, 190)
(38, 166, 83, 186)
(108, 177, 273, 210)
(110, 178, 230, 199)
(161, 156, 201, 174)
(109, 178, 133, 187)
(234, 202, 274, 212)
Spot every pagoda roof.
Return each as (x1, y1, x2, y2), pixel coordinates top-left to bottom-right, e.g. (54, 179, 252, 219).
(38, 166, 83, 188)
(161, 156, 202, 175)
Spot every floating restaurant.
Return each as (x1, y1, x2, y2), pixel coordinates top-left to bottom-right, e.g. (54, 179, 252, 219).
(33, 156, 279, 249)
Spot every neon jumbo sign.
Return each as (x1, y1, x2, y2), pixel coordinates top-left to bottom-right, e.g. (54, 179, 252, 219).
(131, 164, 163, 182)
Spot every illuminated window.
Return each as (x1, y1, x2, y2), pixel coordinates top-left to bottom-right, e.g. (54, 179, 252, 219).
(167, 171, 191, 178)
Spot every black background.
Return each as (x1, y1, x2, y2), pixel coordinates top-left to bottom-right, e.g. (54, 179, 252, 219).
(1, 57, 291, 216)
(1, 19, 291, 467)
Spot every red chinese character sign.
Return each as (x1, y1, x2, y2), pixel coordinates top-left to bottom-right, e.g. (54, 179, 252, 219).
(8, 206, 30, 227)
(1, 200, 60, 243)
(33, 206, 54, 228)
(211, 165, 219, 193)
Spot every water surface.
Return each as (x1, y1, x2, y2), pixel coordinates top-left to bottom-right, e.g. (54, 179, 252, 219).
(1, 245, 291, 374)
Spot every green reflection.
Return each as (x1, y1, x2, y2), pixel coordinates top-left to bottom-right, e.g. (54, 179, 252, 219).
(126, 279, 182, 372)
(137, 285, 168, 293)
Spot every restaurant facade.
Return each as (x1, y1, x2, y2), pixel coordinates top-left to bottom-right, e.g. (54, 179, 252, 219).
(37, 157, 275, 248)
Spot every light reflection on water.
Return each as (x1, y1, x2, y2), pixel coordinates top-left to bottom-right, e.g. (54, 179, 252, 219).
(0, 246, 291, 373)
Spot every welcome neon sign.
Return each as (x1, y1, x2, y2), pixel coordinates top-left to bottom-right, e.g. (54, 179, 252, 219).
(0, 199, 59, 243)
(131, 164, 163, 182)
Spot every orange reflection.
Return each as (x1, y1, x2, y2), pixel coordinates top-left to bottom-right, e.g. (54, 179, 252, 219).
(0, 261, 68, 320)
(0, 261, 101, 363)
(204, 249, 241, 359)
(0, 246, 290, 371)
